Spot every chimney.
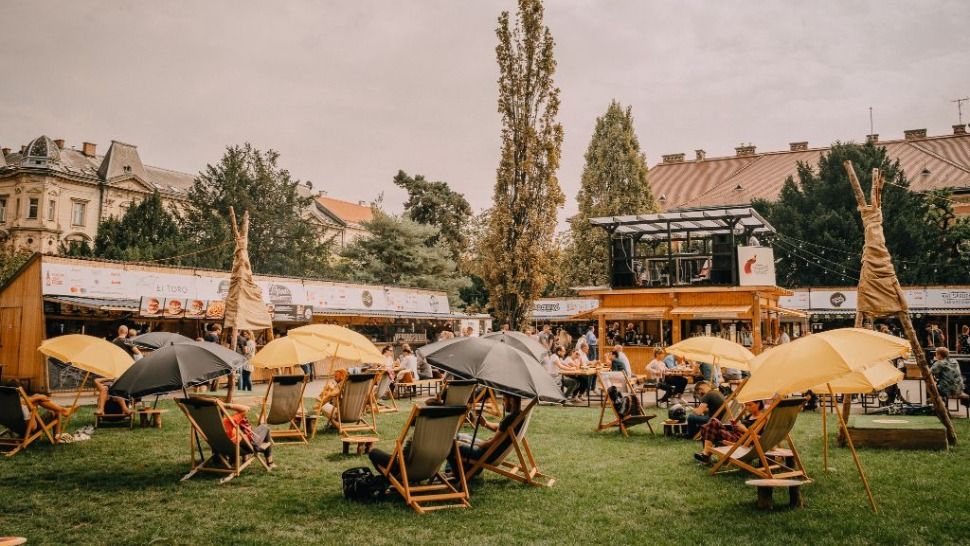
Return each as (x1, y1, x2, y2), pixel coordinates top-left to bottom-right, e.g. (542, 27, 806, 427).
(695, 149, 706, 161)
(358, 200, 367, 206)
(317, 190, 327, 197)
(903, 129, 927, 141)
(866, 134, 879, 144)
(789, 141, 808, 152)
(661, 153, 685, 164)
(82, 142, 97, 157)
(953, 124, 967, 135)
(53, 139, 65, 149)
(735, 144, 756, 157)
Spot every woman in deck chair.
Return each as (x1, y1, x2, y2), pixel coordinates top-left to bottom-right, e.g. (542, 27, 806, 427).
(693, 399, 764, 465)
(1, 380, 70, 456)
(176, 397, 274, 483)
(94, 378, 133, 426)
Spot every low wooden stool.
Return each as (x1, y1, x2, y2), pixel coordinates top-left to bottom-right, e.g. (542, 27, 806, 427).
(746, 479, 811, 509)
(0, 538, 27, 546)
(662, 420, 687, 437)
(138, 409, 168, 428)
(342, 436, 378, 455)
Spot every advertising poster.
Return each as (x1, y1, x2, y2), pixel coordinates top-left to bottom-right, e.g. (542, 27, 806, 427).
(163, 298, 187, 318)
(736, 246, 777, 286)
(205, 300, 226, 320)
(140, 296, 164, 318)
(185, 299, 207, 319)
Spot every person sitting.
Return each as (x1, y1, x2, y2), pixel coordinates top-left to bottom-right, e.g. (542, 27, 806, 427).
(445, 395, 523, 475)
(563, 349, 590, 402)
(222, 401, 275, 468)
(7, 379, 71, 419)
(658, 354, 690, 403)
(930, 347, 968, 401)
(611, 345, 633, 377)
(694, 400, 765, 464)
(685, 381, 724, 437)
(94, 378, 131, 416)
(545, 346, 580, 402)
(399, 347, 418, 384)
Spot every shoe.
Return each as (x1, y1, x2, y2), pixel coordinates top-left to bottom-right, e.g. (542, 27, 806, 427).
(694, 452, 711, 465)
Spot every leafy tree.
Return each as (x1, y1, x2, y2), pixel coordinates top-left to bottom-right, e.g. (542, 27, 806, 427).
(336, 212, 470, 307)
(755, 142, 968, 287)
(0, 247, 34, 285)
(393, 170, 472, 265)
(567, 100, 656, 287)
(181, 144, 333, 277)
(480, 0, 564, 328)
(87, 192, 188, 262)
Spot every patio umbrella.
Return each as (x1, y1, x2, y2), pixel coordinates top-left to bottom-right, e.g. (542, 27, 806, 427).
(251, 336, 334, 370)
(737, 328, 910, 403)
(288, 324, 384, 366)
(665, 336, 755, 371)
(109, 341, 246, 399)
(481, 331, 548, 362)
(38, 334, 135, 425)
(418, 337, 564, 403)
(130, 332, 195, 350)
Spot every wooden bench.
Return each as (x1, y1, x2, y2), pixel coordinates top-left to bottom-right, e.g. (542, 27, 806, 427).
(746, 478, 811, 509)
(341, 436, 378, 455)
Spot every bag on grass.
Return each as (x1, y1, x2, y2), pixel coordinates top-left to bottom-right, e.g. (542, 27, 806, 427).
(342, 467, 388, 503)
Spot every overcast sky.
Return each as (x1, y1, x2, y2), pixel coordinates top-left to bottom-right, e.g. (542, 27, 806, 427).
(2, 1, 968, 225)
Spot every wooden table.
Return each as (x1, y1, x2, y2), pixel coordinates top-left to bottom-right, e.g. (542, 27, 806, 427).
(137, 408, 169, 428)
(746, 478, 811, 509)
(342, 436, 378, 455)
(561, 367, 602, 407)
(662, 420, 687, 437)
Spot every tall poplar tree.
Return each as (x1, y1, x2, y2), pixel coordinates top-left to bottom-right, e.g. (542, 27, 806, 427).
(568, 100, 656, 286)
(481, 0, 564, 328)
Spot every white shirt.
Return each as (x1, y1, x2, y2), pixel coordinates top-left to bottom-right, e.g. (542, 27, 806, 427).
(646, 359, 666, 378)
(402, 354, 418, 376)
(779, 332, 791, 344)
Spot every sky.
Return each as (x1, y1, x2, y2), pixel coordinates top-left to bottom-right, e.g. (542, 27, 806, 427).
(2, 0, 968, 226)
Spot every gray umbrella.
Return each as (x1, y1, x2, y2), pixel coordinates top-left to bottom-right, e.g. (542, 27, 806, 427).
(109, 341, 246, 399)
(418, 337, 564, 403)
(130, 331, 195, 350)
(481, 331, 548, 362)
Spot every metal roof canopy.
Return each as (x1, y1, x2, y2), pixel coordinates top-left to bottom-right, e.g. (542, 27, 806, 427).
(589, 206, 776, 241)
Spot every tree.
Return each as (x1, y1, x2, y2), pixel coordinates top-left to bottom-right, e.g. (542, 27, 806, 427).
(181, 144, 333, 277)
(393, 170, 472, 265)
(755, 142, 968, 287)
(0, 246, 33, 286)
(336, 212, 469, 307)
(480, 0, 564, 328)
(567, 100, 656, 287)
(88, 192, 188, 262)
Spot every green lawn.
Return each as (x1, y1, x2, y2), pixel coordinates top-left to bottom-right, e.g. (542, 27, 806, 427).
(2, 399, 969, 545)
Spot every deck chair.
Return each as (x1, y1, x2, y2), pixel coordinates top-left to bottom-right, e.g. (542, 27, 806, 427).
(709, 397, 809, 480)
(692, 388, 746, 440)
(95, 393, 134, 428)
(258, 374, 309, 444)
(441, 379, 478, 407)
(370, 370, 398, 414)
(0, 386, 61, 457)
(463, 399, 555, 487)
(373, 404, 470, 513)
(596, 371, 656, 437)
(175, 397, 270, 483)
(318, 373, 377, 439)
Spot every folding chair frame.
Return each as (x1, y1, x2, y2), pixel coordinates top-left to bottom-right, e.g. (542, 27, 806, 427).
(325, 374, 378, 439)
(0, 387, 60, 457)
(464, 399, 555, 487)
(596, 372, 656, 437)
(709, 397, 809, 481)
(370, 370, 399, 414)
(258, 374, 309, 445)
(176, 398, 270, 484)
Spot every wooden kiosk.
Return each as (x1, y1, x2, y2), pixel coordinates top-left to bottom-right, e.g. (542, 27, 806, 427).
(579, 206, 805, 371)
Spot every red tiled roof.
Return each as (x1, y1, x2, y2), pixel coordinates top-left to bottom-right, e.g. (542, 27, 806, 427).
(315, 196, 374, 226)
(650, 133, 970, 210)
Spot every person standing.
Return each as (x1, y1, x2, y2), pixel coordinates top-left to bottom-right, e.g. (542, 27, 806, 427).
(112, 325, 141, 359)
(778, 330, 791, 344)
(538, 324, 554, 352)
(204, 324, 222, 343)
(930, 347, 966, 400)
(239, 330, 255, 391)
(958, 325, 970, 354)
(585, 325, 598, 361)
(927, 323, 945, 349)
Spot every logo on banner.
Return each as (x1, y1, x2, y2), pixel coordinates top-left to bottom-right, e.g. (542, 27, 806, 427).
(361, 290, 373, 308)
(830, 292, 846, 307)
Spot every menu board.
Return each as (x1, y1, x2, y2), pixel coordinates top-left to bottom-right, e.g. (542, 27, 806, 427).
(163, 298, 186, 318)
(185, 299, 207, 319)
(140, 296, 164, 318)
(205, 300, 226, 320)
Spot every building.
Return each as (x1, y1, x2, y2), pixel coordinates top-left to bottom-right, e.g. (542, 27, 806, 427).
(0, 135, 376, 253)
(649, 126, 970, 216)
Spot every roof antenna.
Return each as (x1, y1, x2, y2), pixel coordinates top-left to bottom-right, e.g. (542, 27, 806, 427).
(868, 106, 874, 136)
(952, 97, 969, 125)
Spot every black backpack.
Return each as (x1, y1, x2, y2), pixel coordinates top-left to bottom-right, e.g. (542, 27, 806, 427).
(341, 467, 388, 503)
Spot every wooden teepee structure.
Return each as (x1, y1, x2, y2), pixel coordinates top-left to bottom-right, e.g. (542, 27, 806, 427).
(844, 161, 956, 445)
(222, 207, 275, 401)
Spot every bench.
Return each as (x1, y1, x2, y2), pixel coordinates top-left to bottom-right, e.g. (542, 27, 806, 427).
(341, 436, 378, 455)
(746, 478, 812, 509)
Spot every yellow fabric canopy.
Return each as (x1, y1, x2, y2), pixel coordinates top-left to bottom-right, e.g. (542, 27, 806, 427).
(665, 336, 755, 371)
(38, 334, 134, 379)
(738, 328, 910, 402)
(810, 360, 903, 394)
(251, 336, 334, 369)
(288, 324, 384, 365)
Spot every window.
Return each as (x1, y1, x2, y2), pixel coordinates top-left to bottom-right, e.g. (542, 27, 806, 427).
(71, 201, 87, 226)
(0, 199, 6, 223)
(27, 198, 39, 220)
(47, 200, 56, 222)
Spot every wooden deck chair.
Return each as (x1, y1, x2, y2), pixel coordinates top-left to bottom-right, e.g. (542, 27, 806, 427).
(320, 373, 377, 438)
(709, 397, 809, 480)
(95, 390, 135, 428)
(596, 371, 656, 437)
(463, 399, 555, 487)
(692, 389, 746, 440)
(0, 386, 60, 457)
(442, 379, 478, 407)
(370, 370, 398, 414)
(467, 386, 502, 428)
(175, 397, 270, 483)
(373, 404, 470, 513)
(258, 374, 309, 444)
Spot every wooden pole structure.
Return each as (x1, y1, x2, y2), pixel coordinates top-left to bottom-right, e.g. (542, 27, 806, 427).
(821, 396, 829, 473)
(844, 162, 956, 446)
(828, 384, 877, 513)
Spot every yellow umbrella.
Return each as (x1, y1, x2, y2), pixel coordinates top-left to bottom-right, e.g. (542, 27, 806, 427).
(288, 324, 384, 366)
(665, 336, 755, 370)
(251, 336, 335, 370)
(810, 360, 903, 395)
(738, 328, 910, 403)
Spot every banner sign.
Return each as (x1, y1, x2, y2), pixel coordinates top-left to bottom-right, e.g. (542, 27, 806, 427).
(43, 260, 451, 316)
(793, 288, 969, 311)
(268, 304, 314, 322)
(531, 298, 599, 319)
(737, 246, 777, 286)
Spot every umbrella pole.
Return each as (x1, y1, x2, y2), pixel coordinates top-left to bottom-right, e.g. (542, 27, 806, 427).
(64, 370, 91, 432)
(829, 384, 877, 513)
(822, 389, 829, 473)
(470, 396, 487, 446)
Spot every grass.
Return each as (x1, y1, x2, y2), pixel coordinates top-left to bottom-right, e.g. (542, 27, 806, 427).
(2, 397, 969, 546)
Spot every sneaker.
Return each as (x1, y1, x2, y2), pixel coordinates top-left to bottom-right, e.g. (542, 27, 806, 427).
(693, 452, 711, 465)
